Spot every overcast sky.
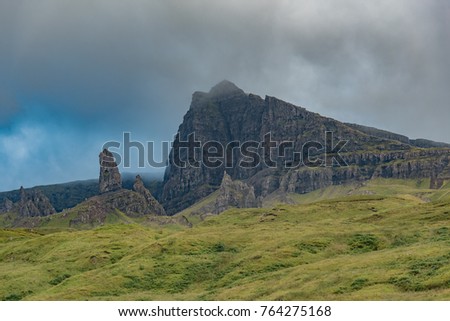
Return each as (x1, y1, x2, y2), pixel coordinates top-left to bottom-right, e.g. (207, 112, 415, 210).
(0, 0, 449, 191)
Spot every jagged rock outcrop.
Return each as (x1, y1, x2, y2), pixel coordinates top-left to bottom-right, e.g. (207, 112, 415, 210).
(99, 149, 122, 193)
(161, 81, 450, 215)
(97, 149, 166, 218)
(213, 172, 260, 214)
(16, 186, 56, 217)
(67, 157, 167, 226)
(133, 175, 166, 216)
(0, 198, 13, 213)
(67, 189, 161, 227)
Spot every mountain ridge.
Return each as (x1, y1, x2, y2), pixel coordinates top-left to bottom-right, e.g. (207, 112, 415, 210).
(345, 123, 450, 148)
(161, 81, 450, 214)
(1, 81, 449, 218)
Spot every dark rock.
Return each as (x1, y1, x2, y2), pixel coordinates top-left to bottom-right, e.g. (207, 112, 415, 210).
(161, 81, 450, 214)
(68, 189, 160, 227)
(16, 186, 56, 217)
(0, 198, 13, 213)
(344, 123, 410, 144)
(133, 175, 166, 216)
(99, 149, 122, 194)
(346, 123, 450, 148)
(67, 168, 167, 226)
(409, 138, 450, 149)
(213, 172, 260, 214)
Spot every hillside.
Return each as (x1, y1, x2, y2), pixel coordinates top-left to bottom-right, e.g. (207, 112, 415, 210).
(1, 179, 449, 301)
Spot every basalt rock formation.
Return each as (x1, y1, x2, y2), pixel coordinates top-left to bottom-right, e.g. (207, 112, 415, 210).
(0, 187, 56, 219)
(0, 197, 13, 213)
(67, 189, 160, 227)
(99, 149, 122, 194)
(345, 123, 450, 149)
(133, 175, 166, 216)
(213, 172, 260, 214)
(16, 186, 56, 217)
(67, 153, 166, 226)
(161, 80, 450, 214)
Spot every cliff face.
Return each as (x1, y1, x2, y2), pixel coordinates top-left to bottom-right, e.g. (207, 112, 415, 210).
(161, 81, 450, 215)
(213, 172, 260, 214)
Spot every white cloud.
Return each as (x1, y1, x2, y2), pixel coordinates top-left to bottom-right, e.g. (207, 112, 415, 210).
(0, 125, 44, 162)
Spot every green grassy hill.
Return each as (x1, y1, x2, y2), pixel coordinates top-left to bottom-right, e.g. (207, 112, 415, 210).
(0, 179, 449, 300)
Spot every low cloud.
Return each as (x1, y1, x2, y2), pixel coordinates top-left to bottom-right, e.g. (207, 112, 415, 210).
(0, 89, 20, 125)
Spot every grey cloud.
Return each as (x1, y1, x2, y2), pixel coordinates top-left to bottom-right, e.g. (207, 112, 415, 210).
(1, 0, 449, 138)
(0, 0, 449, 190)
(0, 89, 20, 125)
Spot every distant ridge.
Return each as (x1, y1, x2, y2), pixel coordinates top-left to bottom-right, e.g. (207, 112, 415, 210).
(345, 123, 450, 148)
(0, 173, 163, 212)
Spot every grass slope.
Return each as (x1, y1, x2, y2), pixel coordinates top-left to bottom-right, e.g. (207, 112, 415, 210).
(0, 179, 449, 301)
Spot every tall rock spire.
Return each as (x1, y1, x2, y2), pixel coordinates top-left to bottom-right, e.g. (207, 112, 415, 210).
(99, 149, 122, 194)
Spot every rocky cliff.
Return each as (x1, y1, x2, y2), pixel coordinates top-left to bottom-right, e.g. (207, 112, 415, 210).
(133, 175, 166, 216)
(213, 172, 260, 214)
(0, 187, 57, 217)
(0, 151, 167, 228)
(161, 81, 450, 214)
(17, 187, 57, 217)
(67, 153, 167, 226)
(345, 123, 450, 149)
(0, 198, 13, 213)
(67, 188, 162, 227)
